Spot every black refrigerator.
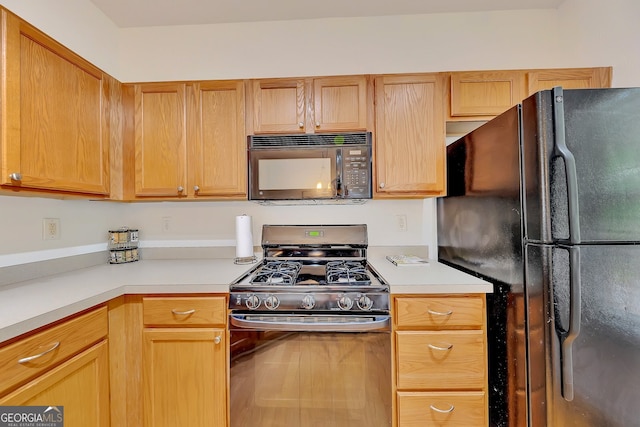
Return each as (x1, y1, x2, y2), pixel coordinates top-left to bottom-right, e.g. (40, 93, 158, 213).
(437, 87, 640, 427)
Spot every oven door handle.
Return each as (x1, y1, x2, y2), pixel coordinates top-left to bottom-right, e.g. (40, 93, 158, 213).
(229, 314, 391, 332)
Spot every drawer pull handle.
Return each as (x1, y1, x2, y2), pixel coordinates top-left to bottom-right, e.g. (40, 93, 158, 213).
(428, 343, 453, 351)
(18, 342, 60, 364)
(430, 404, 455, 414)
(214, 336, 222, 344)
(171, 309, 196, 315)
(427, 308, 453, 316)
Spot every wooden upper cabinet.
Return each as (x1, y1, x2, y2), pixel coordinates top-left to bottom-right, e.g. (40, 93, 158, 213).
(527, 66, 612, 95)
(189, 81, 247, 198)
(133, 83, 188, 197)
(448, 70, 526, 121)
(0, 9, 110, 195)
(374, 74, 446, 198)
(126, 80, 247, 200)
(249, 75, 369, 134)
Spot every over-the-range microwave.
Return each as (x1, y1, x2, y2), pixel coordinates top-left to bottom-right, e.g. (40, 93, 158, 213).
(248, 132, 373, 202)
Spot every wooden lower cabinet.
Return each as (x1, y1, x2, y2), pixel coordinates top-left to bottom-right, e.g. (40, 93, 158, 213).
(397, 391, 486, 427)
(138, 295, 228, 427)
(393, 295, 488, 427)
(143, 328, 226, 427)
(0, 341, 110, 426)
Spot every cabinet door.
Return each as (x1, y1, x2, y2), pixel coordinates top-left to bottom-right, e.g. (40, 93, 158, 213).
(527, 66, 612, 95)
(0, 341, 110, 427)
(374, 74, 445, 197)
(449, 70, 526, 120)
(189, 81, 247, 198)
(251, 78, 305, 133)
(313, 76, 368, 132)
(143, 328, 226, 427)
(0, 10, 109, 195)
(134, 83, 188, 197)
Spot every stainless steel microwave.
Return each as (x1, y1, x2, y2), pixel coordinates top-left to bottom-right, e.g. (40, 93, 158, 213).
(248, 132, 372, 201)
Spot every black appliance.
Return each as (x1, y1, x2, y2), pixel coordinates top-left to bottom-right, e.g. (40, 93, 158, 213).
(438, 87, 640, 426)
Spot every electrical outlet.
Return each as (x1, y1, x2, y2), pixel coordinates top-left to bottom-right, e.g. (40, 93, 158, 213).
(396, 214, 407, 232)
(43, 218, 60, 240)
(162, 216, 171, 232)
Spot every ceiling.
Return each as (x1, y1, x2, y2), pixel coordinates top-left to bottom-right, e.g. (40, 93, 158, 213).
(89, 0, 564, 28)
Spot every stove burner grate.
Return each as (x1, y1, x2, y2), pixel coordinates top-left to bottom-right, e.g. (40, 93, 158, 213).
(251, 261, 302, 285)
(325, 260, 371, 286)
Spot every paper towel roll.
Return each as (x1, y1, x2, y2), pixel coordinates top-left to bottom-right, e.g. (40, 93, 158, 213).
(235, 215, 254, 259)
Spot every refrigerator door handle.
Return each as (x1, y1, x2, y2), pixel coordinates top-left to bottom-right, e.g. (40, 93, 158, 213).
(559, 245, 582, 401)
(552, 86, 582, 244)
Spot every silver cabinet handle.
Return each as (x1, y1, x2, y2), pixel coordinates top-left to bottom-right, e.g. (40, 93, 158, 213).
(315, 121, 320, 127)
(194, 185, 200, 192)
(379, 182, 385, 189)
(427, 308, 453, 316)
(171, 309, 196, 315)
(298, 122, 304, 128)
(428, 343, 453, 351)
(214, 336, 222, 344)
(18, 342, 60, 364)
(429, 404, 455, 414)
(9, 173, 22, 181)
(177, 186, 184, 193)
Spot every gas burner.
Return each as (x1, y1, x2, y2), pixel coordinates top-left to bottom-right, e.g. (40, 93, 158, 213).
(250, 261, 302, 286)
(326, 260, 371, 285)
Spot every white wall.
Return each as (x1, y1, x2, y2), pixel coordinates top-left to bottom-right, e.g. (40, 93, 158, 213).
(1, 0, 639, 266)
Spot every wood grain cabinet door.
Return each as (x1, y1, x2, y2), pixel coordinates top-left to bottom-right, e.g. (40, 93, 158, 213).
(527, 66, 612, 95)
(0, 341, 110, 427)
(0, 10, 110, 195)
(251, 78, 306, 134)
(313, 75, 368, 132)
(374, 73, 446, 198)
(449, 70, 526, 120)
(143, 328, 226, 427)
(189, 81, 247, 198)
(134, 82, 188, 197)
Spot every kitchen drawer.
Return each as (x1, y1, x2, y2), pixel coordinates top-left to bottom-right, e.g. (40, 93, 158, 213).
(143, 296, 226, 326)
(397, 391, 487, 427)
(394, 296, 484, 329)
(396, 330, 486, 390)
(0, 306, 107, 395)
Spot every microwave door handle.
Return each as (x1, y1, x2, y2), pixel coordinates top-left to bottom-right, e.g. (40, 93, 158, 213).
(335, 149, 343, 197)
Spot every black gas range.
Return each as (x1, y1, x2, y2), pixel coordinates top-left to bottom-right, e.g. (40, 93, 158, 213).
(229, 224, 389, 314)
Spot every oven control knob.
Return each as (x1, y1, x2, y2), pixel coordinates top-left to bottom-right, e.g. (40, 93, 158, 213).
(245, 294, 261, 310)
(357, 295, 373, 311)
(265, 295, 280, 310)
(337, 295, 353, 311)
(301, 295, 316, 310)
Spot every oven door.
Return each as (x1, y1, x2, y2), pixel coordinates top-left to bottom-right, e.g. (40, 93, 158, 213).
(229, 313, 392, 427)
(249, 148, 338, 200)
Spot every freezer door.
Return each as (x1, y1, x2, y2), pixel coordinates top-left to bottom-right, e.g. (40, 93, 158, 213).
(541, 244, 640, 426)
(522, 88, 640, 243)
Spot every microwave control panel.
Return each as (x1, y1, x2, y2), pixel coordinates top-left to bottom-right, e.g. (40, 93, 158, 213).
(341, 147, 372, 198)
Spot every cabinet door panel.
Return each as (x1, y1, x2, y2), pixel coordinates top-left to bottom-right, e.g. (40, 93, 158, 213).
(134, 83, 187, 197)
(0, 341, 110, 427)
(252, 79, 305, 133)
(1, 11, 109, 194)
(143, 328, 226, 427)
(450, 71, 526, 118)
(313, 76, 367, 131)
(191, 81, 246, 197)
(527, 67, 612, 95)
(375, 74, 445, 197)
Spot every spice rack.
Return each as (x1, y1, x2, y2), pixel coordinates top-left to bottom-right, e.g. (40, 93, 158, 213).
(108, 227, 140, 264)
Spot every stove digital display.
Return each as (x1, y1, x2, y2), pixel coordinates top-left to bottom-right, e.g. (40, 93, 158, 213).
(306, 230, 323, 237)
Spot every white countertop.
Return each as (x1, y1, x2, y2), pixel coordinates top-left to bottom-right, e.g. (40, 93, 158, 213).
(0, 251, 491, 344)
